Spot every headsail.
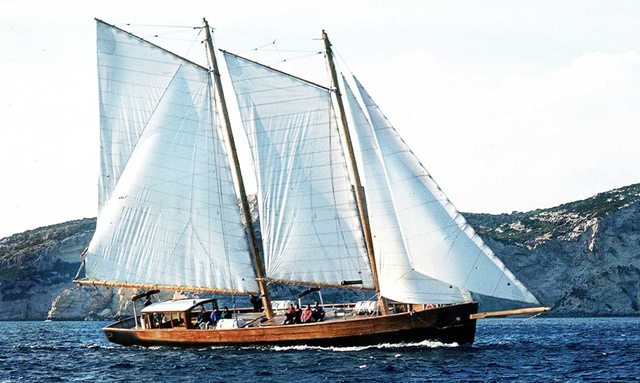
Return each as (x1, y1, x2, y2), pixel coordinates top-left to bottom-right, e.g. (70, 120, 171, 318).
(223, 52, 374, 289)
(343, 78, 471, 304)
(82, 21, 259, 293)
(350, 75, 538, 304)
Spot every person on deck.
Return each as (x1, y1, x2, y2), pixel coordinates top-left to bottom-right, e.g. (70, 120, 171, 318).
(221, 306, 232, 319)
(300, 304, 314, 323)
(210, 307, 221, 327)
(196, 306, 208, 329)
(249, 294, 263, 312)
(294, 304, 302, 324)
(283, 303, 296, 325)
(312, 301, 325, 322)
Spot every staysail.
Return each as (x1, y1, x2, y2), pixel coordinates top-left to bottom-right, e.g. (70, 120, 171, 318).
(223, 52, 374, 289)
(82, 21, 259, 293)
(350, 76, 538, 304)
(343, 78, 471, 304)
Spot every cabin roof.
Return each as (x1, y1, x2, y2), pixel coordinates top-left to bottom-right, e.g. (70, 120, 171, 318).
(140, 298, 216, 313)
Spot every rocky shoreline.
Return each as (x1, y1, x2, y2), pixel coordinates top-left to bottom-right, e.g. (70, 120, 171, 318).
(1, 184, 639, 320)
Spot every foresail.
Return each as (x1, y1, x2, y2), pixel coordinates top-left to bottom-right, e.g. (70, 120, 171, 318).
(344, 78, 470, 304)
(96, 21, 192, 214)
(223, 52, 374, 288)
(350, 76, 539, 304)
(86, 21, 258, 293)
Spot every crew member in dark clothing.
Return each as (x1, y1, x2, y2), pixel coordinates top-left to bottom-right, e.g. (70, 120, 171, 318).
(249, 294, 263, 312)
(312, 301, 325, 322)
(283, 304, 296, 325)
(294, 304, 302, 324)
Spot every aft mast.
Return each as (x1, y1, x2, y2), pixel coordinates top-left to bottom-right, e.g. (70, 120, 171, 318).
(322, 31, 389, 315)
(203, 19, 274, 319)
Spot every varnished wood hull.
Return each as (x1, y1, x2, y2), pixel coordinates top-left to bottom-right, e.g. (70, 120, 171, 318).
(103, 302, 478, 348)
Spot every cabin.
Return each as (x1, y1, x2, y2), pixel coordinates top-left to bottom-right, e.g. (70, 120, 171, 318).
(140, 298, 217, 330)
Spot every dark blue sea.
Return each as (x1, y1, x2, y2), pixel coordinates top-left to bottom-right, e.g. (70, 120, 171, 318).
(1, 317, 638, 382)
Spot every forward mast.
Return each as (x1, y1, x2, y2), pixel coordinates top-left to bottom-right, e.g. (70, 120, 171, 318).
(202, 19, 274, 319)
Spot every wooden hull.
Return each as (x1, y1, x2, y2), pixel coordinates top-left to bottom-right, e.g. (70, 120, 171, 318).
(103, 302, 478, 348)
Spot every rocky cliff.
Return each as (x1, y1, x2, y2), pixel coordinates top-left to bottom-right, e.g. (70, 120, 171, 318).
(0, 219, 95, 320)
(465, 183, 640, 316)
(1, 184, 639, 320)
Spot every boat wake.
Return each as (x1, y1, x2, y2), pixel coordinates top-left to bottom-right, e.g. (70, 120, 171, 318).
(266, 339, 460, 352)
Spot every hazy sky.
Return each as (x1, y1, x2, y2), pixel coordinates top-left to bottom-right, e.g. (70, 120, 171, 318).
(2, 0, 639, 238)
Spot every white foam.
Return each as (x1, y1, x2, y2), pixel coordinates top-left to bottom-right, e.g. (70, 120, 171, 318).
(267, 340, 460, 352)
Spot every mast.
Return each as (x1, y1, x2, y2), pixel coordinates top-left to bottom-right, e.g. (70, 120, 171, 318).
(322, 30, 389, 315)
(203, 19, 273, 319)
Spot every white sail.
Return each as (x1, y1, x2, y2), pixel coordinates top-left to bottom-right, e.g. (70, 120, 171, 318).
(96, 22, 184, 214)
(223, 52, 374, 288)
(85, 21, 258, 293)
(351, 76, 539, 304)
(343, 78, 470, 304)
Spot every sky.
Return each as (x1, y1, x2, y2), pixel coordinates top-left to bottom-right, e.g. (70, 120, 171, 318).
(1, 0, 639, 238)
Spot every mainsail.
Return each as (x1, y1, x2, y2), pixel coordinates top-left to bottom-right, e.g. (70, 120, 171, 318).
(348, 76, 538, 304)
(83, 21, 258, 293)
(223, 52, 374, 289)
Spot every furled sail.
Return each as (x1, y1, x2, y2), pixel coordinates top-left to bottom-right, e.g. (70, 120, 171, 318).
(350, 76, 539, 304)
(83, 21, 258, 293)
(343, 78, 470, 304)
(223, 52, 374, 288)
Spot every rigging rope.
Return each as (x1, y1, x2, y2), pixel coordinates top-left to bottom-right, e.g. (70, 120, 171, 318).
(123, 23, 199, 29)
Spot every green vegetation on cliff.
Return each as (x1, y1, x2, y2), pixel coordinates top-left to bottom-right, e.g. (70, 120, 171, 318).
(466, 184, 640, 246)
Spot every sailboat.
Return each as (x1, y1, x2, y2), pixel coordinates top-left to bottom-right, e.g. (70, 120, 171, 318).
(74, 19, 547, 348)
